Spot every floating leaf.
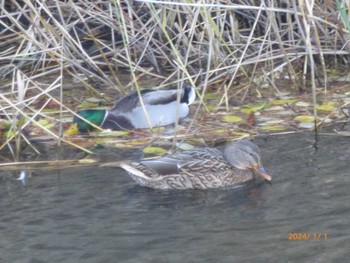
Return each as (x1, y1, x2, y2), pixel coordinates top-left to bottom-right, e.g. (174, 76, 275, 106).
(294, 115, 316, 123)
(260, 125, 287, 131)
(270, 99, 297, 105)
(37, 119, 55, 129)
(316, 101, 335, 111)
(150, 127, 165, 132)
(212, 129, 226, 134)
(241, 102, 268, 114)
(222, 115, 243, 123)
(143, 146, 168, 156)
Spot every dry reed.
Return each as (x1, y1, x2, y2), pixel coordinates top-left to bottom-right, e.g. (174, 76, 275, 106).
(1, 0, 350, 161)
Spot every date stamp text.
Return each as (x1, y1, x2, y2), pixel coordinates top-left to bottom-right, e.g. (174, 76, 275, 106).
(288, 233, 328, 240)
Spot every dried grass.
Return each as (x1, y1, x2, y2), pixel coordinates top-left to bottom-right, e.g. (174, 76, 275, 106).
(1, 0, 350, 159)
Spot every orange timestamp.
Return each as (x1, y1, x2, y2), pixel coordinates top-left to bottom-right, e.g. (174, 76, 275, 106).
(288, 232, 328, 240)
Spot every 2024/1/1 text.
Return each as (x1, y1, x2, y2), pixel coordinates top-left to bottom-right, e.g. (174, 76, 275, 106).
(288, 233, 328, 240)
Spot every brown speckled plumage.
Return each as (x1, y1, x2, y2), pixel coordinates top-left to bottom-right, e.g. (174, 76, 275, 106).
(121, 140, 271, 190)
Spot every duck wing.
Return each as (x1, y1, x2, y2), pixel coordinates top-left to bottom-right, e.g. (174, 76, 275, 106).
(110, 90, 147, 113)
(111, 86, 195, 113)
(176, 148, 231, 174)
(142, 86, 195, 105)
(140, 148, 225, 176)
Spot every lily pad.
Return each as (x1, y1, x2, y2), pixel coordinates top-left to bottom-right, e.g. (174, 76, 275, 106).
(212, 129, 227, 134)
(270, 99, 297, 105)
(241, 102, 268, 114)
(222, 115, 243, 123)
(143, 146, 168, 156)
(37, 119, 55, 129)
(294, 115, 316, 123)
(316, 101, 335, 111)
(260, 125, 287, 131)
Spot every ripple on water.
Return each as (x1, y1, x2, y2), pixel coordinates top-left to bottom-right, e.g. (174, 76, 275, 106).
(0, 133, 349, 262)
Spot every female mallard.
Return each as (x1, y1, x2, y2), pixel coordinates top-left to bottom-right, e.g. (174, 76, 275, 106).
(65, 86, 196, 135)
(121, 140, 271, 190)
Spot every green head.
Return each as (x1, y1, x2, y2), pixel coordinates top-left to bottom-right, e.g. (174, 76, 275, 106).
(74, 109, 107, 132)
(65, 109, 107, 136)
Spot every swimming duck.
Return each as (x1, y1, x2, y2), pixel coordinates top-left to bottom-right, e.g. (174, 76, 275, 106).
(121, 140, 271, 190)
(65, 86, 196, 135)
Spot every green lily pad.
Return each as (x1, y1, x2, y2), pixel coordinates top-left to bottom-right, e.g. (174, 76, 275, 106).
(143, 146, 168, 156)
(260, 125, 287, 131)
(241, 102, 268, 114)
(212, 129, 226, 134)
(294, 115, 316, 123)
(270, 99, 297, 105)
(37, 119, 55, 129)
(316, 101, 335, 111)
(222, 115, 243, 123)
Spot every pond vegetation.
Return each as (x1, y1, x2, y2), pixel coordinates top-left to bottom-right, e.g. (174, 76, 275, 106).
(1, 1, 350, 170)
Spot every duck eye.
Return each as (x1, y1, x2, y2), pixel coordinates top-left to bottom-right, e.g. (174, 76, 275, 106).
(249, 152, 258, 161)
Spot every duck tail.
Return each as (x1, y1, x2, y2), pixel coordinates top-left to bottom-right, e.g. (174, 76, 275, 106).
(184, 86, 196, 105)
(120, 163, 150, 180)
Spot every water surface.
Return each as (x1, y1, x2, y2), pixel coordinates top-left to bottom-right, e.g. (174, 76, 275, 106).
(0, 133, 349, 262)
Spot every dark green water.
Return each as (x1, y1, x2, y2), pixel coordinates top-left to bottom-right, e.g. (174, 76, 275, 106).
(0, 134, 349, 262)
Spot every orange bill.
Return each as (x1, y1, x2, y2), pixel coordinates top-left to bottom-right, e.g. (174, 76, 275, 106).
(253, 164, 272, 182)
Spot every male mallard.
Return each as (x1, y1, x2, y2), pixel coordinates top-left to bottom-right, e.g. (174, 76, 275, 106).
(65, 86, 196, 135)
(121, 140, 271, 190)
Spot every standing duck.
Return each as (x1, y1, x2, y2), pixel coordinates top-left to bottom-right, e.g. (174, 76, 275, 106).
(65, 86, 196, 135)
(121, 140, 271, 190)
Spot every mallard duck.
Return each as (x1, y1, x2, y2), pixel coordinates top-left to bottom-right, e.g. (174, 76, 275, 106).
(121, 140, 271, 190)
(65, 86, 196, 135)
